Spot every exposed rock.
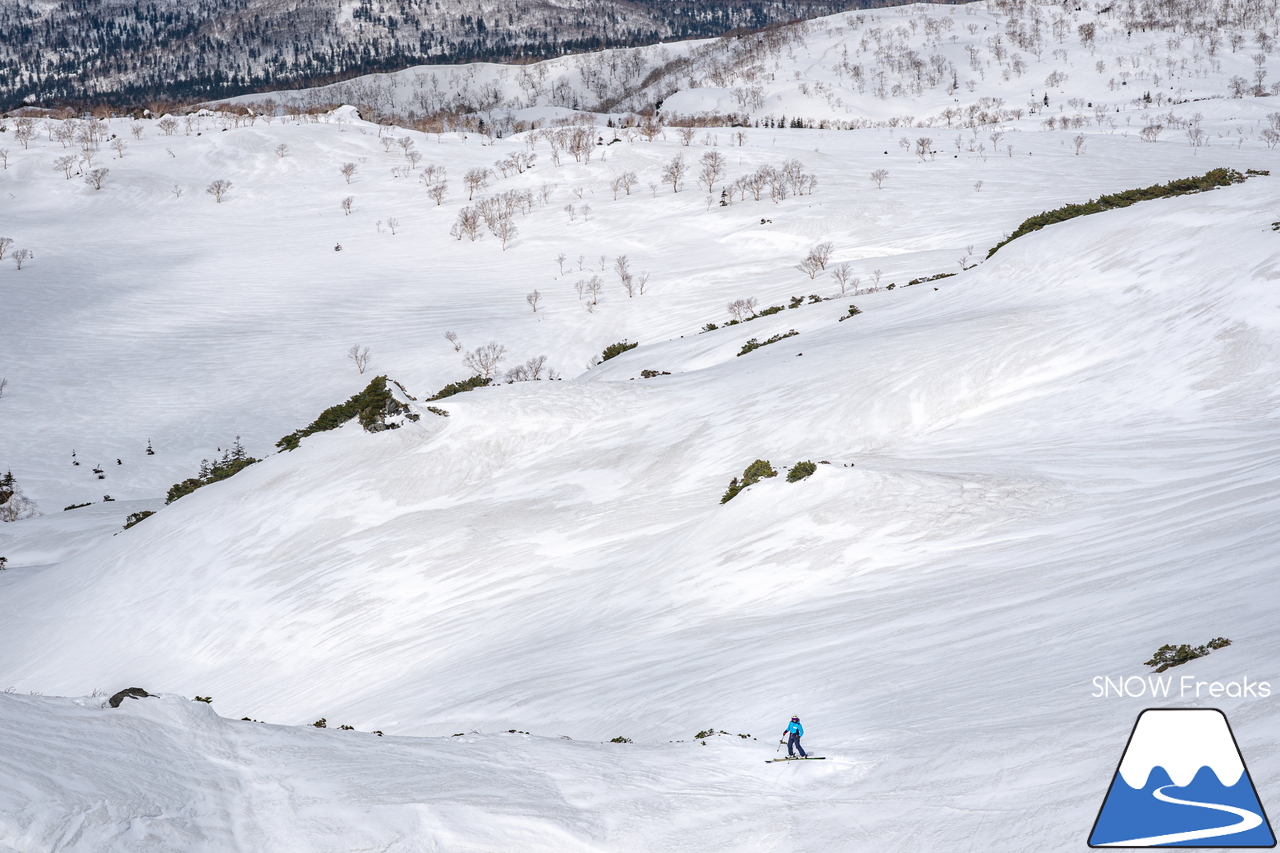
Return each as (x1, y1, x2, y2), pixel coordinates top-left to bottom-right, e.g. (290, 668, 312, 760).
(108, 687, 151, 708)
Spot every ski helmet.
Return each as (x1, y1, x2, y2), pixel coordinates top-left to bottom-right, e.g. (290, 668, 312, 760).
(791, 716, 800, 722)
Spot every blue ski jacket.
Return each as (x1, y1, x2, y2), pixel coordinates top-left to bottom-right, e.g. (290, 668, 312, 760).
(786, 721, 803, 737)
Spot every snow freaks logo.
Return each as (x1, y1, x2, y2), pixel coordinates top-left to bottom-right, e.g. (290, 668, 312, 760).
(1088, 709, 1276, 847)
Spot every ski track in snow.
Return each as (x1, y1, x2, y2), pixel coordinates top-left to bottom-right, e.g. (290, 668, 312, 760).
(3, 2, 1280, 850)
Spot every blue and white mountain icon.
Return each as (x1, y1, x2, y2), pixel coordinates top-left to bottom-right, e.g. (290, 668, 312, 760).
(1089, 708, 1275, 847)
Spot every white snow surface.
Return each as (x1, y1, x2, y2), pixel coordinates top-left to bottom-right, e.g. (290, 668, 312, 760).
(4, 4, 1280, 850)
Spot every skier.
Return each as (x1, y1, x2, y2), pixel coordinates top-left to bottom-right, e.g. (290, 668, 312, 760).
(783, 716, 806, 758)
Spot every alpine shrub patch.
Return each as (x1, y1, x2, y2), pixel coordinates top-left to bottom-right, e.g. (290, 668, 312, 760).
(165, 438, 258, 504)
(906, 272, 956, 286)
(63, 502, 92, 511)
(738, 330, 798, 356)
(987, 168, 1246, 258)
(640, 369, 671, 378)
(600, 340, 638, 362)
(277, 375, 404, 450)
(122, 510, 155, 529)
(609, 736, 633, 743)
(721, 459, 777, 503)
(1144, 637, 1232, 672)
(786, 461, 817, 482)
(427, 375, 491, 402)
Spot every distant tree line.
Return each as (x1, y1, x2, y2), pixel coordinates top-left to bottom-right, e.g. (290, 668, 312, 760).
(0, 0, 877, 111)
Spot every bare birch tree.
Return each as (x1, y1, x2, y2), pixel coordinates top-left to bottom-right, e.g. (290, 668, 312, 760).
(463, 167, 490, 199)
(661, 154, 687, 193)
(347, 344, 372, 374)
(53, 155, 77, 179)
(832, 262, 854, 294)
(699, 150, 726, 194)
(463, 342, 506, 377)
(206, 179, 232, 202)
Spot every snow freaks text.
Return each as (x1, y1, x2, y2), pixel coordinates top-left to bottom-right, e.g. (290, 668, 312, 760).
(1092, 676, 1272, 699)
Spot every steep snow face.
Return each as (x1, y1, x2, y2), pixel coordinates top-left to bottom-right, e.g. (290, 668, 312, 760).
(4, 159, 1280, 851)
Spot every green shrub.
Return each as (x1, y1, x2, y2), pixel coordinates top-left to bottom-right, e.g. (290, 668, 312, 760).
(63, 502, 92, 511)
(757, 304, 785, 316)
(277, 375, 406, 451)
(312, 718, 327, 728)
(702, 322, 719, 332)
(640, 369, 671, 378)
(600, 340, 638, 362)
(427, 375, 491, 402)
(838, 305, 862, 322)
(720, 459, 777, 503)
(787, 461, 817, 482)
(1144, 637, 1232, 672)
(425, 405, 451, 417)
(193, 695, 212, 703)
(737, 330, 799, 356)
(122, 510, 155, 529)
(609, 736, 633, 743)
(166, 438, 258, 504)
(789, 296, 804, 309)
(988, 168, 1246, 258)
(906, 272, 956, 286)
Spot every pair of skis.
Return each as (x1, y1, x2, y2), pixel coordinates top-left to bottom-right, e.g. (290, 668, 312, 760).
(766, 756, 825, 763)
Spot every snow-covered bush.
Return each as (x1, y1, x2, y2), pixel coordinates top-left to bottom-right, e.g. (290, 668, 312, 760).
(122, 510, 154, 529)
(276, 376, 410, 451)
(786, 461, 817, 482)
(737, 330, 798, 356)
(599, 340, 637, 362)
(427, 375, 491, 402)
(1144, 637, 1231, 672)
(166, 438, 258, 503)
(0, 470, 40, 521)
(720, 459, 777, 504)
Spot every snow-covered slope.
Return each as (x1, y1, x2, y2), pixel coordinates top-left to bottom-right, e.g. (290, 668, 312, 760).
(3, 3, 1280, 850)
(5, 173, 1280, 850)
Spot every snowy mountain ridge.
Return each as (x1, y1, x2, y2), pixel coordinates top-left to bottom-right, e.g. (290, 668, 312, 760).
(221, 0, 1280, 132)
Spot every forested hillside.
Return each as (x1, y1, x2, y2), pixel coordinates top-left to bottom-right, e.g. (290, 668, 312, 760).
(0, 0, 874, 109)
